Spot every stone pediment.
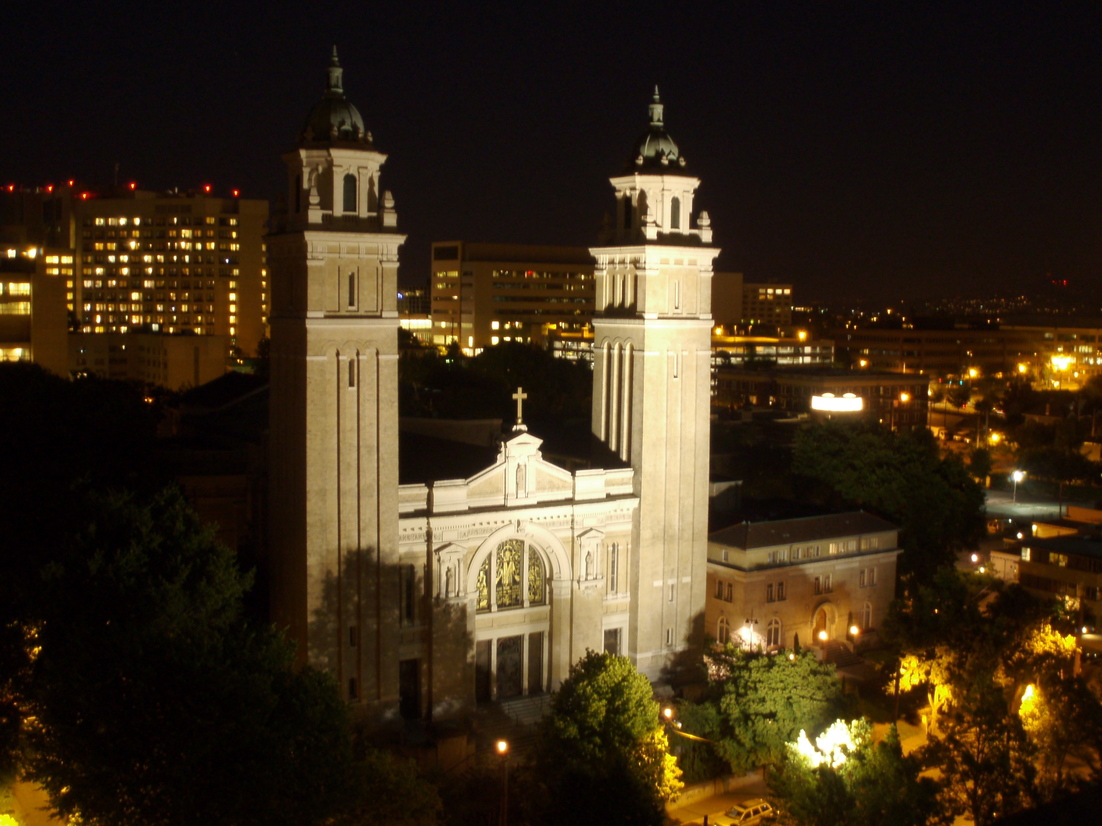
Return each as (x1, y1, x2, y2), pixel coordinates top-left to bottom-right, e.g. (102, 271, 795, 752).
(464, 430, 574, 508)
(410, 429, 634, 515)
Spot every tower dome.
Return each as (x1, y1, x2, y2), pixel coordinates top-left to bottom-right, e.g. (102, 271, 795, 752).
(301, 47, 371, 145)
(628, 87, 686, 172)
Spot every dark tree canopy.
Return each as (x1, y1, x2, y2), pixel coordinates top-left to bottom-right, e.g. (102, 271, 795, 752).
(768, 721, 946, 826)
(0, 364, 440, 826)
(531, 650, 680, 826)
(792, 421, 986, 586)
(705, 648, 852, 773)
(16, 488, 356, 826)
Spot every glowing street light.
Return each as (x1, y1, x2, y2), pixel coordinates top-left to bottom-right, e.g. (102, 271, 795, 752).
(1012, 469, 1025, 503)
(496, 740, 509, 826)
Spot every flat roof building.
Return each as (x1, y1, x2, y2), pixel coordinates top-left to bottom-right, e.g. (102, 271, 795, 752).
(430, 241, 594, 354)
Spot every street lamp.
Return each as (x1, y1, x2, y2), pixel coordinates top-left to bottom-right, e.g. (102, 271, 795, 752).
(1012, 469, 1025, 503)
(496, 739, 509, 826)
(745, 610, 760, 650)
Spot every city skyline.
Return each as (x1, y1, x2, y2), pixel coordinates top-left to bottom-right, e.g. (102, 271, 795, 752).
(4, 3, 1100, 305)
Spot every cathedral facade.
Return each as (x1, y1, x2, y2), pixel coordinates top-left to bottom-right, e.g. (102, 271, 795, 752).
(268, 54, 718, 720)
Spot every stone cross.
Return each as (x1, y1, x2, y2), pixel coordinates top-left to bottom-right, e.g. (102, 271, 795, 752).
(512, 387, 528, 425)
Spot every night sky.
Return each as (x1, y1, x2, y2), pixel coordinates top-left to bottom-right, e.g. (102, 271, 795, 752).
(5, 2, 1101, 305)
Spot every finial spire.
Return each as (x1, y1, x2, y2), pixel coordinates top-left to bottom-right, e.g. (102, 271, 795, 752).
(326, 46, 344, 97)
(648, 86, 664, 127)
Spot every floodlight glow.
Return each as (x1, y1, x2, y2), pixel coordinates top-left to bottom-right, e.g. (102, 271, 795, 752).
(811, 393, 863, 412)
(794, 720, 855, 768)
(1051, 355, 1073, 371)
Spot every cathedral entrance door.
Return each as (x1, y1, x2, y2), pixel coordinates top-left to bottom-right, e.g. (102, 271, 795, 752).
(497, 635, 524, 699)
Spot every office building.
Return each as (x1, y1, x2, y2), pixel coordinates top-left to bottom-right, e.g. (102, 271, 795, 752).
(430, 242, 594, 354)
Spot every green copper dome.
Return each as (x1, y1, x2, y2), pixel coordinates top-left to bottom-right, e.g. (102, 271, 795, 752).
(301, 47, 371, 145)
(628, 87, 687, 172)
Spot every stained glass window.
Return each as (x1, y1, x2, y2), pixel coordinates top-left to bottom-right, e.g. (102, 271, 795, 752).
(495, 539, 523, 608)
(476, 556, 490, 612)
(475, 539, 546, 613)
(528, 548, 545, 605)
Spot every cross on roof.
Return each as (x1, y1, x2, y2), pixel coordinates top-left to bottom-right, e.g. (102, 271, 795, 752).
(512, 387, 528, 430)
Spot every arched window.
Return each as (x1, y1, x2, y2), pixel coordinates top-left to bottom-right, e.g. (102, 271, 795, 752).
(717, 616, 730, 645)
(476, 540, 546, 613)
(862, 602, 873, 631)
(622, 194, 632, 230)
(766, 618, 781, 648)
(670, 196, 680, 230)
(294, 173, 302, 213)
(343, 173, 357, 213)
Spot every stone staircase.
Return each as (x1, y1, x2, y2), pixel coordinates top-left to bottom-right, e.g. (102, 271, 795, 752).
(821, 640, 863, 668)
(472, 693, 550, 757)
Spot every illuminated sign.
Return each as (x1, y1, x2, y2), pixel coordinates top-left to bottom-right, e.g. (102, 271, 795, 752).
(811, 393, 863, 412)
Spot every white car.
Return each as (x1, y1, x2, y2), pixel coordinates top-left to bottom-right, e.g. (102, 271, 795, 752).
(708, 798, 776, 825)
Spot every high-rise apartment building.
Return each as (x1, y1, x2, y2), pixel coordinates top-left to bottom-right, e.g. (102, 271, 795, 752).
(0, 244, 69, 373)
(1, 183, 270, 364)
(430, 242, 594, 353)
(75, 190, 268, 353)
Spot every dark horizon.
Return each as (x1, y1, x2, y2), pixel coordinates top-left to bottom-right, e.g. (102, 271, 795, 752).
(4, 3, 1100, 306)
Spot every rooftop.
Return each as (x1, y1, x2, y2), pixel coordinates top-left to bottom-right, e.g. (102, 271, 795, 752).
(710, 510, 899, 550)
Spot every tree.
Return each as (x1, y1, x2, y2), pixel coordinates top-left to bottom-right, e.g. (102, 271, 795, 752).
(14, 487, 360, 826)
(792, 421, 986, 586)
(769, 720, 946, 826)
(921, 681, 1037, 826)
(969, 446, 993, 481)
(336, 747, 442, 826)
(531, 650, 681, 826)
(1018, 676, 1102, 795)
(705, 648, 851, 773)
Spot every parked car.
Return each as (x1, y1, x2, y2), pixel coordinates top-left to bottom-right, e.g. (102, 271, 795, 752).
(709, 798, 776, 825)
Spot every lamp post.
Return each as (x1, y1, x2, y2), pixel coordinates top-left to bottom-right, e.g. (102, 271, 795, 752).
(1012, 469, 1025, 503)
(745, 609, 760, 651)
(496, 739, 509, 826)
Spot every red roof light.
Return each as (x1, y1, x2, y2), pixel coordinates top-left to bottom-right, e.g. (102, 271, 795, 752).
(203, 184, 212, 193)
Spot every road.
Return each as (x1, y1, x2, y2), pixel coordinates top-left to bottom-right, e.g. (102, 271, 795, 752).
(984, 487, 1064, 523)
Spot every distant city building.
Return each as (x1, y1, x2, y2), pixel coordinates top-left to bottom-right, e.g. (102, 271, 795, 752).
(707, 512, 902, 652)
(713, 271, 793, 329)
(1, 183, 270, 378)
(1001, 324, 1102, 389)
(714, 366, 928, 429)
(742, 281, 793, 327)
(71, 331, 230, 389)
(430, 242, 594, 354)
(828, 323, 1033, 377)
(0, 245, 69, 373)
(829, 320, 1102, 387)
(397, 288, 431, 343)
(1010, 506, 1102, 610)
(74, 189, 268, 353)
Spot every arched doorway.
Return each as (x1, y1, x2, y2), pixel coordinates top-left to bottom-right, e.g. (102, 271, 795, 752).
(471, 537, 551, 702)
(811, 602, 836, 644)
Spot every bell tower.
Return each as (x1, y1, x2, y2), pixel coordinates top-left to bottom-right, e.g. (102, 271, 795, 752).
(590, 89, 718, 678)
(268, 48, 405, 711)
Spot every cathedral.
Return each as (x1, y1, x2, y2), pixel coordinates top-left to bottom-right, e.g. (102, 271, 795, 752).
(268, 51, 718, 721)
